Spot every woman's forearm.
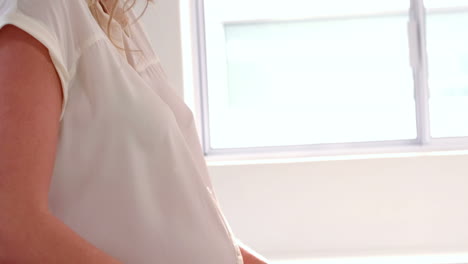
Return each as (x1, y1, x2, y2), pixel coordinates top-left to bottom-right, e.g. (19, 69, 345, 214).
(0, 209, 122, 264)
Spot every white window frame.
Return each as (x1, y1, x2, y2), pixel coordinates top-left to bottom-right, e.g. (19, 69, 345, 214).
(185, 0, 468, 159)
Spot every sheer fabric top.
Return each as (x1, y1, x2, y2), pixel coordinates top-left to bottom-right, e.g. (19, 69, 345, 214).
(0, 1, 243, 263)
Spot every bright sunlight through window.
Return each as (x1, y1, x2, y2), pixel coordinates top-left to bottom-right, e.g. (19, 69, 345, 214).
(198, 0, 468, 154)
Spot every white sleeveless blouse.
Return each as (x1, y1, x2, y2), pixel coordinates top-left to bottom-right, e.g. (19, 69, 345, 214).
(0, 1, 243, 263)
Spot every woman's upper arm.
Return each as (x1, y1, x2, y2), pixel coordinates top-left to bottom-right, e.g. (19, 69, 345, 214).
(0, 25, 63, 214)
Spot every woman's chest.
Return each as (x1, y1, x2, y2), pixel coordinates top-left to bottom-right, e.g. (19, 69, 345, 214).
(63, 47, 193, 151)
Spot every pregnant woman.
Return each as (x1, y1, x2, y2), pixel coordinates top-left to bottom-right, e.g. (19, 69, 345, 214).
(0, 0, 268, 263)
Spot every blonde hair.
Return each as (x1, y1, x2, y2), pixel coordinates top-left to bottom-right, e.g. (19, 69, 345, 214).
(88, 0, 152, 47)
(103, 0, 152, 31)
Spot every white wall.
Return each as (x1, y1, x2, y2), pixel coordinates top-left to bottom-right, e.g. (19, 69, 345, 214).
(141, 0, 468, 262)
(208, 153, 468, 260)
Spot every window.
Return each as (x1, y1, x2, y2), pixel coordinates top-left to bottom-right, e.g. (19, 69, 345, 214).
(425, 0, 468, 138)
(195, 0, 468, 155)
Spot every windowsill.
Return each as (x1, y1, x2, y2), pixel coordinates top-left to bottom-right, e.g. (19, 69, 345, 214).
(206, 146, 468, 167)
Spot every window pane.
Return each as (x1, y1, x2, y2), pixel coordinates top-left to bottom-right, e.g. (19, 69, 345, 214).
(207, 0, 409, 21)
(427, 11, 468, 138)
(425, 0, 468, 9)
(207, 16, 416, 149)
